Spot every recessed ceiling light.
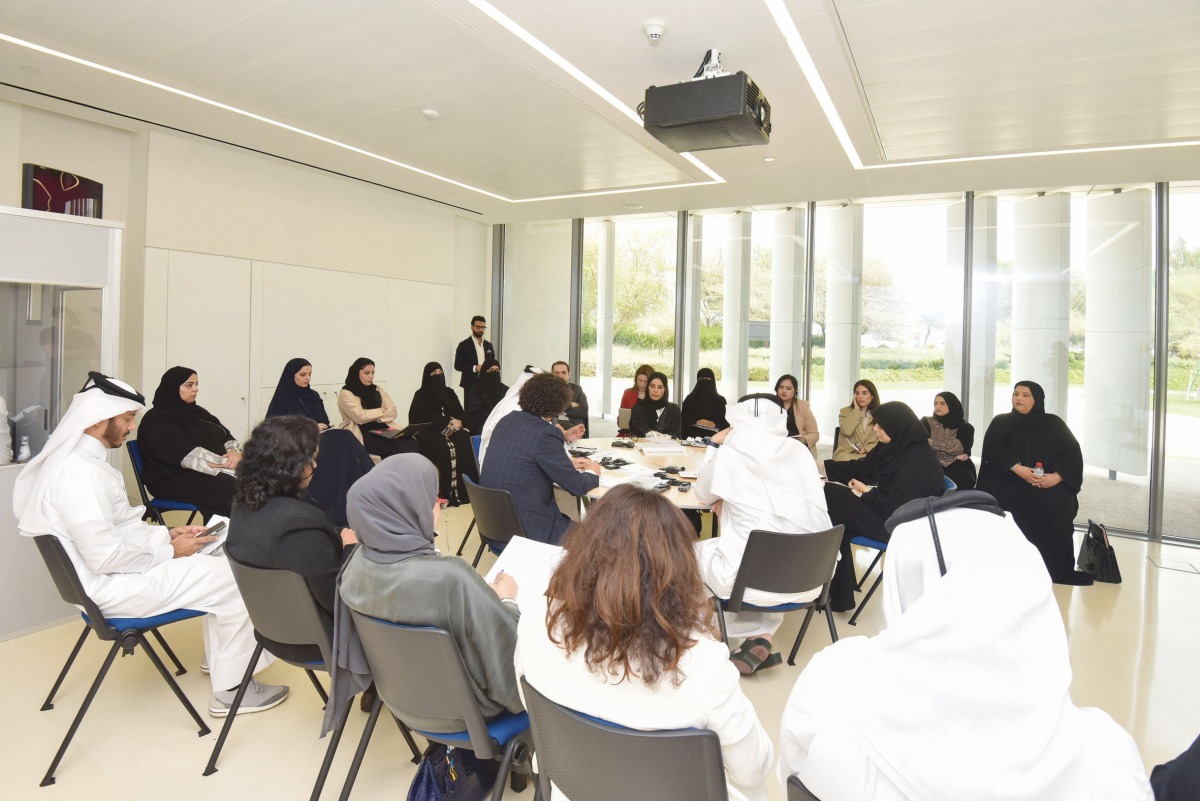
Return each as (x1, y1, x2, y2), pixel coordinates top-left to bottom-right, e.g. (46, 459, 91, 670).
(623, 203, 644, 210)
(421, 108, 439, 121)
(763, 156, 776, 162)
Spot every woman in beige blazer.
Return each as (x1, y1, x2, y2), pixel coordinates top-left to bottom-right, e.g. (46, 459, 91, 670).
(337, 357, 415, 459)
(774, 374, 819, 460)
(831, 379, 880, 461)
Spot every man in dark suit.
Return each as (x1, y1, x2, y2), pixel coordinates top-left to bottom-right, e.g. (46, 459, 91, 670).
(453, 315, 495, 400)
(551, 360, 589, 438)
(479, 373, 601, 544)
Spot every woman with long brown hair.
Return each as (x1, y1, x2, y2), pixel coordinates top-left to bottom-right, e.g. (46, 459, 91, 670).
(515, 484, 773, 801)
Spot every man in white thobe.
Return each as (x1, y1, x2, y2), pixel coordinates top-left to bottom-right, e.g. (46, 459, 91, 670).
(13, 373, 287, 717)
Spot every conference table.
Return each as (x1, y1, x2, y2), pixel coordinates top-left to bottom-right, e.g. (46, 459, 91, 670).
(571, 437, 712, 511)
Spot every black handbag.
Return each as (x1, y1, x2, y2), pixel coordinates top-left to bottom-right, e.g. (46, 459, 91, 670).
(406, 742, 498, 801)
(1077, 519, 1122, 584)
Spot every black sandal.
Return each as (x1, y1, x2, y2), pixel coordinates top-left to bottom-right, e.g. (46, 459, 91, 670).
(729, 637, 781, 675)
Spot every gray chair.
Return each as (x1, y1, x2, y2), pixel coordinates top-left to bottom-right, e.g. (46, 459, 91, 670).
(463, 476, 530, 568)
(203, 556, 420, 798)
(787, 774, 823, 801)
(521, 676, 728, 801)
(339, 615, 535, 801)
(714, 525, 844, 666)
(31, 534, 209, 787)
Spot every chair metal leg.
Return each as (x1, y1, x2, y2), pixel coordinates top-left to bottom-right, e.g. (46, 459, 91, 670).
(825, 600, 839, 643)
(42, 626, 90, 711)
(185, 510, 199, 525)
(305, 669, 329, 705)
(337, 694, 384, 801)
(203, 643, 263, 775)
(390, 713, 422, 763)
(855, 551, 884, 591)
(136, 632, 210, 736)
(471, 540, 487, 568)
(310, 699, 351, 801)
(150, 627, 188, 676)
(713, 596, 728, 646)
(491, 736, 522, 801)
(456, 518, 476, 556)
(787, 606, 817, 666)
(40, 641, 121, 786)
(849, 575, 884, 626)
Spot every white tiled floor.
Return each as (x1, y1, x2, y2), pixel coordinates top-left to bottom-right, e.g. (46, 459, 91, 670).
(2, 509, 1197, 800)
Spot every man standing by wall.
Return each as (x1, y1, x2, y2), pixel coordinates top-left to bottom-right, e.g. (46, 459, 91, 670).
(551, 361, 589, 438)
(454, 316, 495, 401)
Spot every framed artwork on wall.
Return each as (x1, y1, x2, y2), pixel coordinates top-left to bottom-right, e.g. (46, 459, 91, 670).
(21, 164, 103, 218)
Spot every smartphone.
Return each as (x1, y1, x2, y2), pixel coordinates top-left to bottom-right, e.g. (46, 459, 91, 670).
(201, 520, 227, 537)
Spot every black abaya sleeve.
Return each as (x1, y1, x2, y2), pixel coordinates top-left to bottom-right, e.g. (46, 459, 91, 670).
(443, 389, 467, 421)
(958, 423, 975, 456)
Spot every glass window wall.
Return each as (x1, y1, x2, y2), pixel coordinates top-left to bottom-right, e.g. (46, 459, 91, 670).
(1164, 184, 1200, 540)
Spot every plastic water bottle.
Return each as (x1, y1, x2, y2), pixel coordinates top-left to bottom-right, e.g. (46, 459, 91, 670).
(1033, 461, 1044, 479)
(16, 436, 31, 463)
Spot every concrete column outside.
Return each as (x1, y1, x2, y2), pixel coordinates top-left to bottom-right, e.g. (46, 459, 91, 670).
(681, 214, 703, 398)
(822, 203, 864, 427)
(722, 212, 752, 400)
(770, 208, 807, 382)
(596, 220, 615, 415)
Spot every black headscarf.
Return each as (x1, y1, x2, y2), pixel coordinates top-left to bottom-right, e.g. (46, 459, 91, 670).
(343, 357, 382, 410)
(149, 365, 232, 452)
(419, 361, 447, 396)
(637, 371, 670, 412)
(681, 368, 726, 430)
(980, 380, 1082, 490)
(473, 358, 505, 405)
(266, 358, 330, 424)
(933, 390, 966, 430)
(409, 362, 465, 427)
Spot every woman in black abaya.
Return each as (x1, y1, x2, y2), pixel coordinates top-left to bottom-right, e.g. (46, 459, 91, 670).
(408, 361, 479, 506)
(680, 367, 728, 439)
(823, 401, 946, 611)
(976, 381, 1091, 585)
(465, 358, 508, 434)
(137, 366, 239, 520)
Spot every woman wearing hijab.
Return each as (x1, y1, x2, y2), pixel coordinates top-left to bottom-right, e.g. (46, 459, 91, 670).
(137, 366, 241, 519)
(831, 380, 881, 461)
(775, 374, 820, 458)
(694, 394, 832, 674)
(227, 416, 357, 662)
(337, 357, 416, 461)
(407, 361, 478, 506)
(516, 484, 774, 801)
(921, 390, 976, 490)
(681, 367, 729, 439)
(465, 357, 507, 434)
(266, 358, 330, 428)
(823, 401, 945, 611)
(778, 496, 1152, 801)
(976, 381, 1090, 585)
(329, 454, 523, 734)
(629, 371, 682, 438)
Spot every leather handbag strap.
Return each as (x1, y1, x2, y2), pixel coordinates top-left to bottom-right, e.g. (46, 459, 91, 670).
(925, 497, 948, 577)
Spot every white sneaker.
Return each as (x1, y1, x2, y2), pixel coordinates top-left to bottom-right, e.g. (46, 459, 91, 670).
(209, 680, 289, 718)
(199, 657, 209, 674)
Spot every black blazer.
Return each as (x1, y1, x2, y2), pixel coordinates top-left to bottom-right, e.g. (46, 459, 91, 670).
(453, 336, 496, 390)
(227, 496, 350, 662)
(629, 401, 682, 438)
(478, 410, 599, 544)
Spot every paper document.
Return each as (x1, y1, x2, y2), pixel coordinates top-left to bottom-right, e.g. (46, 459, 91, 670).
(484, 538, 566, 603)
(198, 514, 230, 555)
(638, 442, 686, 456)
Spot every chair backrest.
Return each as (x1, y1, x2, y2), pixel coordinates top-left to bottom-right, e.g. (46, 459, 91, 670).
(32, 535, 118, 642)
(125, 440, 156, 508)
(617, 407, 631, 431)
(463, 476, 527, 546)
(943, 475, 957, 493)
(725, 525, 845, 612)
(520, 677, 728, 801)
(833, 426, 841, 447)
(349, 613, 500, 758)
(471, 435, 481, 459)
(787, 774, 823, 801)
(225, 554, 334, 669)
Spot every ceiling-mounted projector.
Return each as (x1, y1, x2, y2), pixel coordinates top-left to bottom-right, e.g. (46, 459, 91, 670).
(642, 50, 771, 152)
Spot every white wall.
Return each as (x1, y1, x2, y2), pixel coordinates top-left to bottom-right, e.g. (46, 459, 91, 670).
(500, 220, 573, 380)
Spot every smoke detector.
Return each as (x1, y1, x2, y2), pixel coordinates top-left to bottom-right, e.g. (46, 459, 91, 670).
(644, 20, 666, 46)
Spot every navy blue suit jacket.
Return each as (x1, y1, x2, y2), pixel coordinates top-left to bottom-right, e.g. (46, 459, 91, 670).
(454, 336, 495, 390)
(479, 410, 599, 544)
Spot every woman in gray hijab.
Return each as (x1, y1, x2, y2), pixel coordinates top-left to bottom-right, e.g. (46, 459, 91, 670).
(326, 453, 522, 734)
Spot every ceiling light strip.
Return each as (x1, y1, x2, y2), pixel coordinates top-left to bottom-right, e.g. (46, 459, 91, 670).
(860, 139, 1200, 170)
(763, 0, 863, 169)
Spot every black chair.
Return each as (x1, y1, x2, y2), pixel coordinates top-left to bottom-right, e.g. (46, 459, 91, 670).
(521, 677, 728, 801)
(454, 436, 484, 557)
(462, 476, 530, 569)
(787, 774, 823, 801)
(126, 440, 201, 526)
(713, 525, 844, 666)
(339, 615, 535, 801)
(203, 555, 420, 795)
(31, 534, 210, 787)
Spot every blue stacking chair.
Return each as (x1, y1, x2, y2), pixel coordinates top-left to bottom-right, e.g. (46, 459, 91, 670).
(126, 440, 201, 525)
(848, 476, 956, 626)
(521, 677, 728, 801)
(32, 534, 210, 787)
(713, 526, 844, 666)
(339, 616, 535, 801)
(454, 435, 485, 557)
